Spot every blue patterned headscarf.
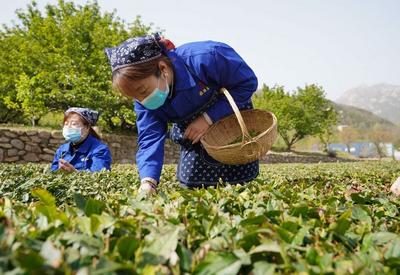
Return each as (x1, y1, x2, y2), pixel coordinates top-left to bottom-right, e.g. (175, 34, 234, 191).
(65, 107, 99, 126)
(104, 33, 174, 72)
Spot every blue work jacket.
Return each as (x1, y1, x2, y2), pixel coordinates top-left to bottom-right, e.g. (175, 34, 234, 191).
(135, 41, 258, 181)
(51, 134, 112, 172)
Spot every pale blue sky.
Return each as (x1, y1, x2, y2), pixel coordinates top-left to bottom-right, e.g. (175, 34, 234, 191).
(1, 0, 399, 100)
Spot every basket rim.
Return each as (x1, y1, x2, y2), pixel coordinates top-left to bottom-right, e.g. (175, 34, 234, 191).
(200, 109, 278, 150)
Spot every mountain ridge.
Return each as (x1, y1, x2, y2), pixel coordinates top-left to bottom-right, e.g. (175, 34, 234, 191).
(336, 83, 400, 125)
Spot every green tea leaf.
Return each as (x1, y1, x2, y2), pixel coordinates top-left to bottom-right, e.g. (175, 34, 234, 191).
(239, 215, 266, 227)
(176, 243, 192, 272)
(194, 252, 242, 275)
(384, 238, 400, 260)
(31, 189, 55, 206)
(252, 261, 276, 275)
(16, 251, 44, 270)
(117, 236, 139, 260)
(371, 232, 398, 245)
(141, 227, 180, 264)
(330, 216, 351, 235)
(250, 242, 281, 254)
(73, 193, 87, 212)
(84, 198, 105, 216)
(351, 205, 370, 221)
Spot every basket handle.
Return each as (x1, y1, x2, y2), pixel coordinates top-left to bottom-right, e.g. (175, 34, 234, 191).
(242, 140, 262, 158)
(220, 88, 251, 143)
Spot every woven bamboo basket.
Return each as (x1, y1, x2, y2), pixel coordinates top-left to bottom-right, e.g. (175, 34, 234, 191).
(200, 88, 278, 165)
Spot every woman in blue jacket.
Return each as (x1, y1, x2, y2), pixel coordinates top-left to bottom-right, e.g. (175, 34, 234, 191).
(105, 33, 258, 194)
(51, 107, 112, 172)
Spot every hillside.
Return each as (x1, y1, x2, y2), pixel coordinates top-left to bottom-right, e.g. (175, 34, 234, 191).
(336, 83, 400, 125)
(333, 102, 396, 129)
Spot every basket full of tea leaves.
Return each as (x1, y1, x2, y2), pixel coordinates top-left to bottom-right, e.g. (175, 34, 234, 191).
(201, 88, 278, 165)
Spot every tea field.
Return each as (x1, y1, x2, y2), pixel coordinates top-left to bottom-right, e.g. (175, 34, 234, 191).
(1, 161, 400, 274)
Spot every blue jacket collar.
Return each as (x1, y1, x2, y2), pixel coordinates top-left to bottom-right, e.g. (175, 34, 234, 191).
(166, 50, 197, 92)
(66, 134, 96, 154)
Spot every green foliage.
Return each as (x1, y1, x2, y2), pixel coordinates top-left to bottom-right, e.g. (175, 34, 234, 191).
(1, 162, 400, 273)
(37, 111, 64, 128)
(0, 0, 152, 131)
(334, 103, 395, 130)
(14, 73, 48, 126)
(254, 84, 338, 151)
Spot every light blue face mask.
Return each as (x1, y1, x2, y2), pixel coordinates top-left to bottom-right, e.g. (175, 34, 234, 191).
(140, 75, 170, 110)
(62, 127, 82, 143)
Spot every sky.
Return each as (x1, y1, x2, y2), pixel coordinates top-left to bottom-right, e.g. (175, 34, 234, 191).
(1, 0, 399, 100)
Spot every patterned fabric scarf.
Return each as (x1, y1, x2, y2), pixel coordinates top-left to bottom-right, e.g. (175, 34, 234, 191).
(65, 107, 100, 126)
(104, 33, 175, 72)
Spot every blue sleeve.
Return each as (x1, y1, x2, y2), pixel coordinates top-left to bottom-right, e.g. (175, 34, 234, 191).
(190, 43, 258, 122)
(51, 147, 61, 171)
(134, 102, 167, 182)
(89, 145, 112, 172)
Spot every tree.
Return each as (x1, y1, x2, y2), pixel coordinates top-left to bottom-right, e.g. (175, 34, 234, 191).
(253, 84, 338, 151)
(14, 73, 48, 126)
(393, 134, 400, 150)
(338, 127, 360, 153)
(368, 124, 395, 158)
(0, 0, 152, 131)
(319, 126, 336, 153)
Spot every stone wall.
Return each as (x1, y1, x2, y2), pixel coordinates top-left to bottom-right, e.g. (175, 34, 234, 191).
(0, 127, 359, 164)
(0, 129, 57, 163)
(0, 128, 180, 164)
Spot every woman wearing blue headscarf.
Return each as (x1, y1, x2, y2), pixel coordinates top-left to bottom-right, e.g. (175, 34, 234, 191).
(105, 33, 258, 195)
(51, 107, 112, 172)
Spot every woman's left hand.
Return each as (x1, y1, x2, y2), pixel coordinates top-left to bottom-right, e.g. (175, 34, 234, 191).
(390, 176, 400, 196)
(184, 115, 210, 144)
(58, 159, 77, 172)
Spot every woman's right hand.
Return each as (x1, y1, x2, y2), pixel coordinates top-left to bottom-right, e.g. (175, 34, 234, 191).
(138, 180, 157, 196)
(184, 115, 210, 144)
(58, 159, 77, 172)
